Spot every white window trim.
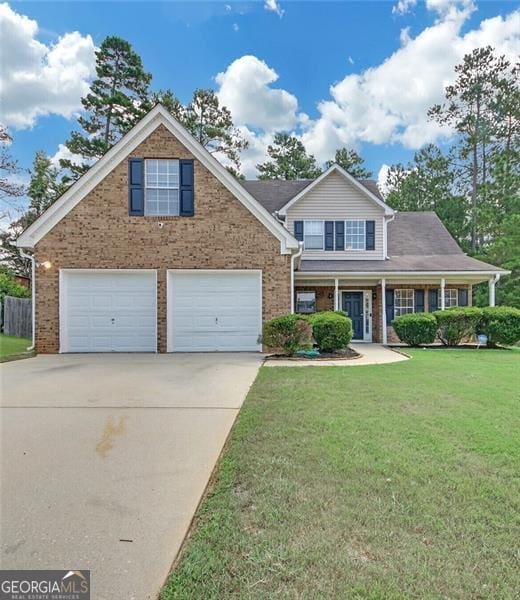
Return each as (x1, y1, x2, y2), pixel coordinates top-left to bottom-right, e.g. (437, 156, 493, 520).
(303, 220, 324, 250)
(394, 288, 415, 318)
(439, 288, 458, 308)
(345, 219, 366, 251)
(144, 159, 180, 216)
(295, 290, 316, 314)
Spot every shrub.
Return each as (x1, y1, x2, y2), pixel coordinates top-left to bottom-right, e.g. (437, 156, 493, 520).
(479, 306, 520, 347)
(306, 311, 352, 352)
(0, 272, 30, 304)
(393, 312, 437, 346)
(433, 307, 483, 346)
(262, 314, 313, 355)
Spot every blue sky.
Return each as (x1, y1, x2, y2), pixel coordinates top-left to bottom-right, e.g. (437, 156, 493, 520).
(1, 0, 519, 211)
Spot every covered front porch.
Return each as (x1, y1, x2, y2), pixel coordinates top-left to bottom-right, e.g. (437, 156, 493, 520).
(293, 273, 500, 344)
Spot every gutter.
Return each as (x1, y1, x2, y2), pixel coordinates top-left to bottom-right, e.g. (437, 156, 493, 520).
(19, 249, 35, 351)
(290, 242, 304, 313)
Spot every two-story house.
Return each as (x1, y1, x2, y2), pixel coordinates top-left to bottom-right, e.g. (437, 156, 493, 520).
(17, 105, 507, 353)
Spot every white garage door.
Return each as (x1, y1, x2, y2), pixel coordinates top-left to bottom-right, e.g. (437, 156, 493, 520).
(61, 270, 156, 352)
(168, 271, 262, 352)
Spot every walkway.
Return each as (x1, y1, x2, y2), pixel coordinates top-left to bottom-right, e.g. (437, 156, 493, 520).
(263, 343, 409, 367)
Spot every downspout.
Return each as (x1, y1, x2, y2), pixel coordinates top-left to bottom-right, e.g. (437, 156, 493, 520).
(19, 249, 35, 351)
(290, 242, 304, 314)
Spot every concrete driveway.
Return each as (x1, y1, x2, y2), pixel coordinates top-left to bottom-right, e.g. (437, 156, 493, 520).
(0, 353, 263, 599)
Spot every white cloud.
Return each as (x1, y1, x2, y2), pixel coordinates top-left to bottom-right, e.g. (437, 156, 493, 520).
(0, 2, 96, 129)
(300, 4, 519, 163)
(216, 55, 298, 131)
(393, 0, 417, 15)
(232, 22, 239, 32)
(264, 0, 284, 18)
(49, 143, 84, 168)
(377, 164, 391, 196)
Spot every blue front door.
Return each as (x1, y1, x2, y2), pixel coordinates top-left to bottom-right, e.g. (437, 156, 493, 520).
(343, 292, 363, 340)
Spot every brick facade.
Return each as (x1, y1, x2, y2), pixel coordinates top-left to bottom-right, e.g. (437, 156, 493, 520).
(34, 125, 291, 353)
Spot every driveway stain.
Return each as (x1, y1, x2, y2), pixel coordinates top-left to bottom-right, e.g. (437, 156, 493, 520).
(95, 416, 128, 458)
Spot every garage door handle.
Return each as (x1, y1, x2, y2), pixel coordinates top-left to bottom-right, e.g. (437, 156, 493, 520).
(111, 318, 115, 323)
(215, 317, 218, 324)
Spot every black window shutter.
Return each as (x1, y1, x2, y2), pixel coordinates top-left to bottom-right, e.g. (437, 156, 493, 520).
(128, 158, 144, 216)
(179, 159, 194, 216)
(325, 221, 334, 250)
(458, 288, 468, 306)
(335, 221, 344, 250)
(366, 220, 375, 250)
(428, 289, 438, 312)
(385, 289, 394, 324)
(294, 221, 304, 241)
(415, 289, 425, 313)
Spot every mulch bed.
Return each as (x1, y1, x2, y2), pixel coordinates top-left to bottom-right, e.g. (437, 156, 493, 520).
(265, 347, 361, 361)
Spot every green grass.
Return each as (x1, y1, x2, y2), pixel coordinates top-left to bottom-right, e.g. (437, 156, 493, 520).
(0, 334, 32, 361)
(162, 349, 520, 599)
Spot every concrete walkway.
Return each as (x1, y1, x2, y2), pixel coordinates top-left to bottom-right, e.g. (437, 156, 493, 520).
(263, 343, 409, 367)
(0, 353, 263, 600)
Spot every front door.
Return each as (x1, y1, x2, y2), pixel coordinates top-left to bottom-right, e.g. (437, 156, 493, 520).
(343, 292, 363, 341)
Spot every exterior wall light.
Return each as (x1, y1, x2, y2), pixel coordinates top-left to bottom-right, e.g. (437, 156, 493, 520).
(40, 261, 52, 270)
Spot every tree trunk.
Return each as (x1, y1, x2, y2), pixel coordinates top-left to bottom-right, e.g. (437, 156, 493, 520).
(471, 144, 478, 252)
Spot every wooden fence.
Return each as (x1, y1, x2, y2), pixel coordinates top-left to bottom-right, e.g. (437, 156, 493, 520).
(2, 296, 32, 338)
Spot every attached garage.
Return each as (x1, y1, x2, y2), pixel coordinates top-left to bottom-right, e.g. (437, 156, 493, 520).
(60, 270, 157, 353)
(167, 270, 262, 352)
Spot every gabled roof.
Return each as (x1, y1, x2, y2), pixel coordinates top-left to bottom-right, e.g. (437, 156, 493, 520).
(242, 177, 383, 214)
(388, 212, 462, 255)
(276, 163, 394, 216)
(16, 105, 299, 254)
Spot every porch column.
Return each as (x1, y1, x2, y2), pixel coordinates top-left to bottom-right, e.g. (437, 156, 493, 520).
(489, 277, 496, 306)
(440, 278, 446, 310)
(381, 278, 387, 345)
(334, 278, 339, 311)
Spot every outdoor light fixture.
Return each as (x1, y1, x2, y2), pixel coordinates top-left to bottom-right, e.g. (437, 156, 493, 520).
(40, 261, 52, 270)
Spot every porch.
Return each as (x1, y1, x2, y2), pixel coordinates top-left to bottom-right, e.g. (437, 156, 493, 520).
(294, 274, 499, 344)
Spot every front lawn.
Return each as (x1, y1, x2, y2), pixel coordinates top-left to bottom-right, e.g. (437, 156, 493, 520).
(162, 349, 520, 599)
(0, 334, 32, 362)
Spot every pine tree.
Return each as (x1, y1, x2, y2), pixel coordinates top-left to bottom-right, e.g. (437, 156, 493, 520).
(325, 147, 372, 179)
(0, 125, 25, 203)
(61, 36, 151, 179)
(256, 133, 322, 180)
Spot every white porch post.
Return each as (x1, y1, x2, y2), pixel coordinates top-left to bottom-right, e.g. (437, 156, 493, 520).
(440, 278, 446, 310)
(334, 278, 339, 311)
(381, 278, 387, 345)
(489, 277, 496, 306)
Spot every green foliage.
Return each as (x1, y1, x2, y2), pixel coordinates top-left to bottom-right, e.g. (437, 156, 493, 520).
(62, 36, 152, 179)
(325, 148, 372, 179)
(479, 306, 520, 346)
(0, 272, 30, 303)
(305, 311, 353, 352)
(1, 125, 26, 200)
(393, 312, 437, 347)
(257, 133, 322, 180)
(262, 314, 312, 355)
(433, 307, 483, 346)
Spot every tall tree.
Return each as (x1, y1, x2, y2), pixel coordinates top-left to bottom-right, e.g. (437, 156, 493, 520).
(325, 147, 372, 179)
(385, 145, 469, 246)
(256, 133, 322, 180)
(428, 47, 513, 252)
(0, 125, 25, 205)
(61, 36, 152, 179)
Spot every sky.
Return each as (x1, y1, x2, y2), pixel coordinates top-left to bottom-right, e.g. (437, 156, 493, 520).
(1, 0, 519, 218)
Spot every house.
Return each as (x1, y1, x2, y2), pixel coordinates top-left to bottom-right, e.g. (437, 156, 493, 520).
(16, 105, 507, 353)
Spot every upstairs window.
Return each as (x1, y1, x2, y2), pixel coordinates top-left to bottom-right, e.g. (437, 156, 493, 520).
(304, 221, 324, 249)
(296, 291, 316, 313)
(345, 220, 366, 250)
(394, 289, 414, 317)
(145, 159, 180, 216)
(438, 289, 458, 308)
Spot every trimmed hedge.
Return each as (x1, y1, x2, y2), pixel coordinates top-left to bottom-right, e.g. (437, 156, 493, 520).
(262, 314, 313, 355)
(479, 306, 520, 347)
(393, 312, 437, 346)
(305, 311, 353, 352)
(433, 307, 483, 346)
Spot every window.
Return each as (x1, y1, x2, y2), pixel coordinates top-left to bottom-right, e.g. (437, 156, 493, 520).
(145, 159, 180, 216)
(394, 289, 414, 317)
(345, 220, 366, 250)
(296, 291, 316, 313)
(304, 221, 324, 249)
(438, 289, 458, 308)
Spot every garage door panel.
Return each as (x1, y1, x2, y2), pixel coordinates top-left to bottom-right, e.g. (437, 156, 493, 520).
(62, 271, 156, 353)
(169, 271, 261, 352)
